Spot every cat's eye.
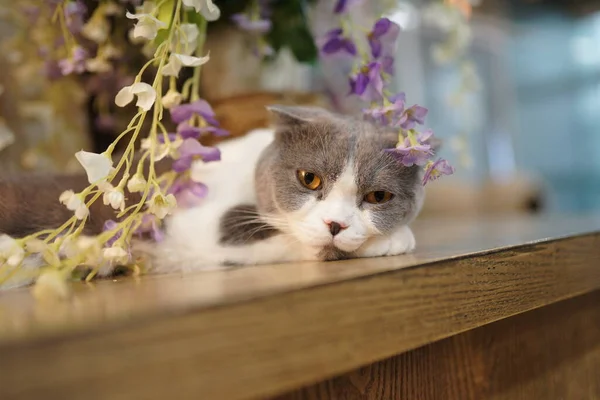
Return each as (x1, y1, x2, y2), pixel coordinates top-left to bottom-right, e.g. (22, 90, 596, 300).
(364, 191, 394, 204)
(297, 170, 322, 190)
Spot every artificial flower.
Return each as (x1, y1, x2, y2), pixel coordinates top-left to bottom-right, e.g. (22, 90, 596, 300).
(127, 174, 147, 193)
(126, 2, 167, 40)
(177, 123, 229, 139)
(0, 235, 25, 268)
(231, 14, 272, 33)
(349, 61, 384, 101)
(172, 138, 220, 172)
(182, 0, 220, 21)
(81, 11, 110, 43)
(64, 1, 87, 34)
(168, 178, 208, 208)
(368, 18, 401, 59)
(333, 0, 362, 13)
(162, 53, 210, 77)
(102, 184, 126, 211)
(320, 28, 357, 56)
(147, 192, 177, 219)
(386, 142, 433, 167)
(140, 136, 182, 161)
(103, 220, 122, 247)
(396, 105, 428, 130)
(115, 82, 157, 111)
(171, 23, 199, 55)
(102, 245, 130, 264)
(58, 46, 88, 75)
(363, 93, 406, 125)
(32, 270, 71, 301)
(162, 89, 183, 109)
(170, 99, 218, 125)
(135, 214, 165, 242)
(75, 150, 113, 184)
(59, 190, 89, 220)
(423, 158, 455, 185)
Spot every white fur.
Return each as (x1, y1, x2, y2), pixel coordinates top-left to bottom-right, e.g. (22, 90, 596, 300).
(144, 128, 415, 273)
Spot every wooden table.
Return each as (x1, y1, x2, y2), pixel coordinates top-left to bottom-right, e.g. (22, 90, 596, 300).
(1, 215, 599, 400)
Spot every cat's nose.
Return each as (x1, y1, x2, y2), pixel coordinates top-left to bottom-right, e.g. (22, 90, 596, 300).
(325, 220, 347, 236)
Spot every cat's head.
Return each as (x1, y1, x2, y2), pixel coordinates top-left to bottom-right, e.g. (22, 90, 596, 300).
(256, 105, 430, 258)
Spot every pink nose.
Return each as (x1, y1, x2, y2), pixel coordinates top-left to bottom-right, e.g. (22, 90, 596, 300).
(324, 220, 348, 236)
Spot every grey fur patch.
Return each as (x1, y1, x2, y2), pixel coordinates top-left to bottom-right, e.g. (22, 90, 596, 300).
(219, 204, 281, 246)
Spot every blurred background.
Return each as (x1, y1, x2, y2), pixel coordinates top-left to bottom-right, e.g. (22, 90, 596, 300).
(0, 0, 599, 217)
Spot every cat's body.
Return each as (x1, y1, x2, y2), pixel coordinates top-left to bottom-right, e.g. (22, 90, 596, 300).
(0, 106, 425, 285)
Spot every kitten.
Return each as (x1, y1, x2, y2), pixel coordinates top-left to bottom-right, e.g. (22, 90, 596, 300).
(0, 106, 426, 284)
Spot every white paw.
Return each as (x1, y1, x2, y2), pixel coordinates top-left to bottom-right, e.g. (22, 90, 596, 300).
(356, 225, 416, 258)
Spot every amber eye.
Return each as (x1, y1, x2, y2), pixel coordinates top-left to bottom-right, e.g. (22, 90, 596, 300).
(297, 170, 322, 190)
(364, 191, 394, 204)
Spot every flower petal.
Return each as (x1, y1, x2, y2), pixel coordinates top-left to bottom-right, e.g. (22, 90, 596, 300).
(115, 86, 134, 107)
(200, 0, 220, 21)
(174, 53, 210, 66)
(129, 82, 156, 111)
(75, 150, 113, 183)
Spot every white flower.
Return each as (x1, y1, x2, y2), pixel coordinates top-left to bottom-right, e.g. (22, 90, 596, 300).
(182, 0, 220, 21)
(126, 2, 167, 40)
(0, 235, 25, 267)
(82, 16, 110, 43)
(162, 53, 210, 77)
(103, 246, 130, 264)
(102, 184, 126, 211)
(59, 190, 90, 220)
(162, 89, 183, 109)
(147, 192, 177, 219)
(103, 1, 123, 16)
(127, 174, 147, 193)
(141, 137, 181, 161)
(115, 82, 157, 111)
(75, 150, 113, 184)
(171, 23, 199, 55)
(32, 270, 71, 301)
(85, 57, 112, 73)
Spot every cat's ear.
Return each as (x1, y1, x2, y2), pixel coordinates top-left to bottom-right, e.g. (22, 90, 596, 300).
(266, 105, 332, 127)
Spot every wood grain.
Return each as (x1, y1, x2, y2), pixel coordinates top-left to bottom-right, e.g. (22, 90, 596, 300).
(0, 220, 599, 400)
(276, 290, 600, 400)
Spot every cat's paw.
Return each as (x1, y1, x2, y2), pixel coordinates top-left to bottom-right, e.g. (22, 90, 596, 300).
(356, 225, 416, 258)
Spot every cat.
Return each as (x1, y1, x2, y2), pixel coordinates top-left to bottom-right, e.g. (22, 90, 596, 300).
(0, 105, 427, 286)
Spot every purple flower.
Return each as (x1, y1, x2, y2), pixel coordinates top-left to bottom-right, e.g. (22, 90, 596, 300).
(333, 0, 361, 13)
(103, 220, 122, 247)
(58, 46, 88, 75)
(231, 13, 272, 33)
(170, 99, 218, 125)
(368, 18, 401, 59)
(349, 61, 384, 101)
(363, 92, 406, 125)
(396, 105, 428, 130)
(168, 179, 208, 208)
(386, 144, 433, 167)
(320, 28, 357, 56)
(64, 1, 87, 34)
(172, 138, 221, 172)
(135, 215, 164, 242)
(177, 123, 229, 139)
(43, 60, 63, 80)
(422, 159, 455, 185)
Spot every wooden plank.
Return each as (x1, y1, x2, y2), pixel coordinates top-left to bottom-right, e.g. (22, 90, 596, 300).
(0, 227, 599, 400)
(276, 290, 600, 400)
(1, 215, 599, 345)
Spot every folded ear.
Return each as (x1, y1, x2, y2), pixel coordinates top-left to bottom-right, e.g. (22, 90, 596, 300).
(266, 105, 333, 127)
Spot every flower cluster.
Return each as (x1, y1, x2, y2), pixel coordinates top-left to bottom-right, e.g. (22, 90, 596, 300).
(0, 0, 227, 294)
(320, 5, 454, 184)
(230, 0, 274, 57)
